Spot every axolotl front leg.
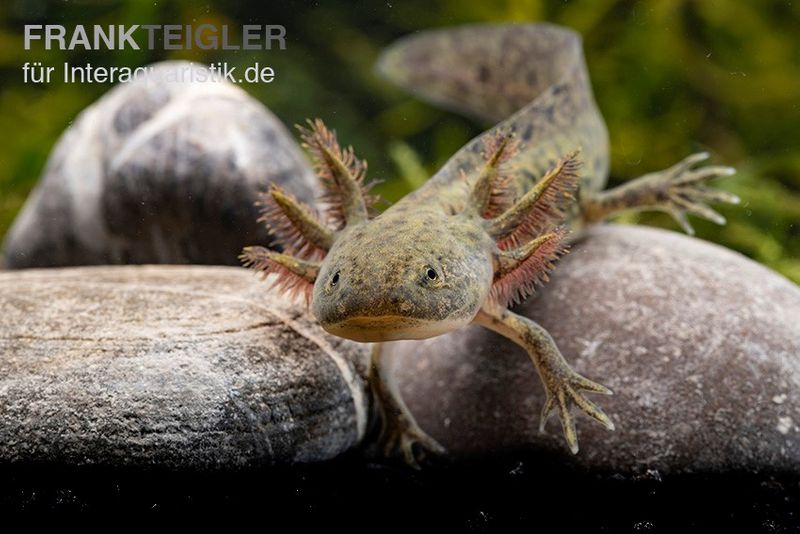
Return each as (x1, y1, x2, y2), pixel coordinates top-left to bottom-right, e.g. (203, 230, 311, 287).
(473, 307, 613, 453)
(368, 344, 446, 468)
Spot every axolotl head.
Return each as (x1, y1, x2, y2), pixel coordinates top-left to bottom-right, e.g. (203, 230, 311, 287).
(312, 207, 495, 342)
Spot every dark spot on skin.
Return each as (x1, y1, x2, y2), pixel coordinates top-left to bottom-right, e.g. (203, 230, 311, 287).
(594, 155, 604, 174)
(478, 65, 491, 82)
(543, 105, 556, 123)
(466, 230, 482, 242)
(394, 286, 413, 304)
(522, 124, 534, 141)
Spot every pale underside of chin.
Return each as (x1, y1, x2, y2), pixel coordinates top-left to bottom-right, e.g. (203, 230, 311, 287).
(321, 315, 468, 343)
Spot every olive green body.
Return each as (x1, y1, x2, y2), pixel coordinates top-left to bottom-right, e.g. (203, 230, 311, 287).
(313, 24, 609, 340)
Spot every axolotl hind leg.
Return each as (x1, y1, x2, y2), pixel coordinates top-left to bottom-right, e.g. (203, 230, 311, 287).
(580, 152, 739, 235)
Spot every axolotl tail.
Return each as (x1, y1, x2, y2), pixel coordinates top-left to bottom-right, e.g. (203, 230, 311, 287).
(376, 23, 611, 201)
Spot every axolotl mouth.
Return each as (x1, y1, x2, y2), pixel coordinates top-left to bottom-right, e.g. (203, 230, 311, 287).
(320, 314, 469, 342)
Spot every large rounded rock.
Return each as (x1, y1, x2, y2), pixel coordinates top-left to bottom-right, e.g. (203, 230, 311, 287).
(0, 266, 370, 468)
(388, 224, 800, 474)
(1, 61, 317, 268)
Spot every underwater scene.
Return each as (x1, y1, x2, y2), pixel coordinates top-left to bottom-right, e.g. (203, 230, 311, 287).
(0, 1, 799, 530)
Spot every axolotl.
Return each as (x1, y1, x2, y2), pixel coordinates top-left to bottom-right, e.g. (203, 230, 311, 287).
(241, 24, 738, 465)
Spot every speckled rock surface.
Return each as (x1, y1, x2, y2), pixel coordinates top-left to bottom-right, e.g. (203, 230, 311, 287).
(0, 266, 370, 468)
(388, 224, 800, 474)
(1, 61, 317, 268)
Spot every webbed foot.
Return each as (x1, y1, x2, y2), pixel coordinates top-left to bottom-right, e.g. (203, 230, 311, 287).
(368, 346, 445, 469)
(645, 152, 739, 235)
(474, 308, 615, 454)
(378, 403, 446, 469)
(538, 365, 614, 454)
(580, 151, 739, 234)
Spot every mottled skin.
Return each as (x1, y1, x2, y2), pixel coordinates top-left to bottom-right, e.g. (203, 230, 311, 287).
(242, 24, 737, 465)
(315, 206, 494, 342)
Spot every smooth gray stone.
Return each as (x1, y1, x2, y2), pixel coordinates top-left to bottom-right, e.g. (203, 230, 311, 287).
(0, 266, 370, 469)
(388, 224, 800, 474)
(2, 61, 317, 268)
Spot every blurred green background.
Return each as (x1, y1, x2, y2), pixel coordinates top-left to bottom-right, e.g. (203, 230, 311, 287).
(0, 0, 798, 281)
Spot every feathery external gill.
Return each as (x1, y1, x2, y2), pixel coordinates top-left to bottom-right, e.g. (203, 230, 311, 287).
(257, 183, 333, 259)
(297, 119, 378, 229)
(490, 227, 569, 307)
(467, 130, 520, 219)
(485, 151, 581, 249)
(240, 246, 320, 306)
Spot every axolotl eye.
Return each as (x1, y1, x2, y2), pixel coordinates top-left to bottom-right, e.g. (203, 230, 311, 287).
(421, 265, 444, 287)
